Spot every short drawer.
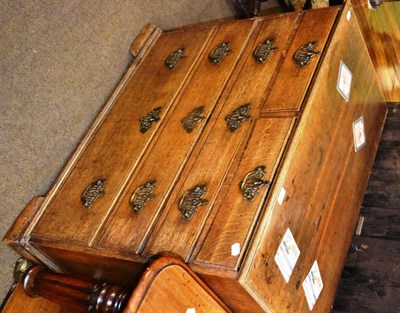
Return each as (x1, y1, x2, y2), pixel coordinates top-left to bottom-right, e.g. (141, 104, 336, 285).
(261, 7, 339, 113)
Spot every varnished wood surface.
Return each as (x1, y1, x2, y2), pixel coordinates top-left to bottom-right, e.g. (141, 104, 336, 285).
(145, 11, 299, 261)
(352, 0, 400, 101)
(1, 284, 77, 313)
(195, 117, 295, 270)
(333, 105, 400, 313)
(241, 3, 387, 312)
(3, 196, 44, 263)
(96, 19, 258, 254)
(124, 257, 231, 313)
(262, 7, 339, 112)
(31, 25, 216, 245)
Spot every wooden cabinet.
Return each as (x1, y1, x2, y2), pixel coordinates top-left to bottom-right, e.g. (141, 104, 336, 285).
(4, 2, 387, 312)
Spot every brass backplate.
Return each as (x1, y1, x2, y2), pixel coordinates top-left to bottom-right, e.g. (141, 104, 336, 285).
(165, 48, 185, 69)
(253, 39, 278, 63)
(81, 179, 106, 208)
(293, 41, 320, 68)
(240, 166, 269, 201)
(130, 181, 156, 213)
(225, 103, 251, 132)
(181, 106, 205, 133)
(209, 42, 231, 65)
(179, 185, 208, 220)
(140, 107, 161, 133)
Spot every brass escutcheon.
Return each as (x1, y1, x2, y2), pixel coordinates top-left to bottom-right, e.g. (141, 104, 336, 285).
(165, 48, 185, 69)
(130, 181, 156, 213)
(240, 166, 270, 201)
(293, 41, 320, 68)
(179, 185, 208, 220)
(81, 179, 106, 208)
(140, 107, 161, 133)
(209, 42, 231, 65)
(225, 103, 251, 132)
(253, 39, 278, 63)
(181, 106, 205, 133)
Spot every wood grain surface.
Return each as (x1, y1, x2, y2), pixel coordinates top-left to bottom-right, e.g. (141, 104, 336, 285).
(333, 105, 400, 313)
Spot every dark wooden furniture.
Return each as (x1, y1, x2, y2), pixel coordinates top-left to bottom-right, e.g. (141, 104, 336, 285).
(4, 2, 387, 312)
(1, 257, 230, 313)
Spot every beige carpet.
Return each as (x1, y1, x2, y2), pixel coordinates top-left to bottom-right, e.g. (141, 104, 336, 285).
(0, 0, 244, 303)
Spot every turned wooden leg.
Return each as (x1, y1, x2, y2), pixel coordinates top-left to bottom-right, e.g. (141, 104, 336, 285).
(14, 258, 131, 313)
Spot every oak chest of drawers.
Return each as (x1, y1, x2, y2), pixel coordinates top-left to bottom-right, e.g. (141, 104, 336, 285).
(5, 2, 387, 312)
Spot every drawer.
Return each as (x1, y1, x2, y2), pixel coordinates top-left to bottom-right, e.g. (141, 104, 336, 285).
(195, 117, 295, 270)
(144, 12, 299, 260)
(261, 7, 339, 113)
(95, 19, 259, 253)
(31, 25, 216, 245)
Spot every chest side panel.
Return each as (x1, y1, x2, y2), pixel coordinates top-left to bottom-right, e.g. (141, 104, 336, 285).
(241, 6, 386, 313)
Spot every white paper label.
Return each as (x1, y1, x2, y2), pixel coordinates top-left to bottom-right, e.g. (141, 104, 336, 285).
(274, 228, 300, 283)
(353, 116, 366, 152)
(302, 261, 324, 311)
(231, 243, 241, 257)
(346, 10, 352, 21)
(337, 60, 352, 102)
(277, 187, 286, 205)
(186, 308, 196, 313)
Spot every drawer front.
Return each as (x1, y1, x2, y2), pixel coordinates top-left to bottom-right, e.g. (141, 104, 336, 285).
(195, 117, 294, 270)
(31, 26, 215, 245)
(261, 7, 339, 113)
(241, 7, 387, 313)
(95, 19, 258, 253)
(144, 13, 299, 260)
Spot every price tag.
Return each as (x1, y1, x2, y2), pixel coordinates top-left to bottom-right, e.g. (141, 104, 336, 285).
(337, 60, 352, 102)
(274, 228, 300, 283)
(353, 116, 366, 152)
(277, 187, 286, 205)
(302, 261, 324, 311)
(231, 243, 241, 257)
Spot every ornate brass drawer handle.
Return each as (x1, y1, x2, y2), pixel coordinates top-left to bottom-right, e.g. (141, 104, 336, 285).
(293, 41, 320, 68)
(140, 107, 161, 133)
(165, 48, 185, 69)
(209, 42, 231, 65)
(179, 185, 208, 220)
(240, 166, 270, 201)
(225, 103, 251, 132)
(130, 181, 156, 213)
(181, 106, 205, 133)
(81, 179, 106, 208)
(253, 39, 278, 63)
